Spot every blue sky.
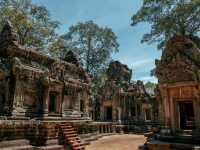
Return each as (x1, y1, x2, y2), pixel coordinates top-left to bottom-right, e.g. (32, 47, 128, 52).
(33, 0, 161, 83)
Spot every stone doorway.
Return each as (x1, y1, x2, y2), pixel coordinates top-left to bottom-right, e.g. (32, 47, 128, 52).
(0, 93, 6, 114)
(80, 99, 84, 112)
(178, 101, 195, 130)
(49, 92, 57, 113)
(105, 107, 112, 121)
(145, 108, 151, 121)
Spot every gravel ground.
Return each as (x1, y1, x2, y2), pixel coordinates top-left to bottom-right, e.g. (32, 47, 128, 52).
(85, 134, 146, 150)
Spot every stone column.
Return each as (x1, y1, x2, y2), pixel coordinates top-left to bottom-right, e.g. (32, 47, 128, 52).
(118, 107, 122, 124)
(82, 91, 90, 118)
(194, 95, 200, 133)
(43, 86, 49, 117)
(108, 125, 111, 133)
(100, 125, 103, 133)
(74, 93, 80, 111)
(160, 86, 170, 127)
(57, 92, 63, 115)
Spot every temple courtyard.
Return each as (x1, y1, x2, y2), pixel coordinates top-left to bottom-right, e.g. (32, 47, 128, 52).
(85, 134, 146, 150)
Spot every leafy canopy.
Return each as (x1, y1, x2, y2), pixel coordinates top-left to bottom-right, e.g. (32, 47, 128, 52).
(62, 21, 119, 78)
(0, 0, 60, 50)
(48, 37, 70, 58)
(131, 0, 200, 50)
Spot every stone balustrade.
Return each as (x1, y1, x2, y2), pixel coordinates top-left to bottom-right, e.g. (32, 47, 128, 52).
(0, 120, 126, 147)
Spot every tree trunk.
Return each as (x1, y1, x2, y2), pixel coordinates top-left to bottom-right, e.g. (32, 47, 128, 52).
(86, 37, 91, 73)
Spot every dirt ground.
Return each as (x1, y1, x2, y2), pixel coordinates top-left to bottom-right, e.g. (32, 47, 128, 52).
(85, 134, 146, 150)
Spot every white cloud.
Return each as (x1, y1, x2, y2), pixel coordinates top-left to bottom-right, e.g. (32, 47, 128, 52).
(135, 76, 158, 83)
(130, 59, 154, 69)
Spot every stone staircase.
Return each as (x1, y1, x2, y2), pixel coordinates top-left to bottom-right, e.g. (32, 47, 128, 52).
(58, 122, 86, 150)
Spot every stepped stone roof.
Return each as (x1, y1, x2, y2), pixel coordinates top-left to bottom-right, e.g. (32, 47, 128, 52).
(155, 35, 200, 84)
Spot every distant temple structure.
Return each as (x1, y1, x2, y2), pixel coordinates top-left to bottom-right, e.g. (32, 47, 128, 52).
(98, 61, 157, 125)
(147, 36, 200, 149)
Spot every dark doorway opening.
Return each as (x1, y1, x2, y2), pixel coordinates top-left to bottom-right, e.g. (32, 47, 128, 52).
(49, 92, 57, 113)
(105, 107, 112, 121)
(178, 101, 195, 130)
(137, 104, 141, 118)
(80, 99, 84, 112)
(131, 106, 135, 117)
(145, 109, 151, 121)
(0, 93, 6, 114)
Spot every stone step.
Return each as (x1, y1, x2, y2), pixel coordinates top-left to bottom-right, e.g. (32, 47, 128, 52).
(73, 145, 85, 150)
(63, 130, 76, 134)
(63, 128, 74, 131)
(58, 122, 86, 150)
(68, 138, 88, 147)
(71, 142, 85, 147)
(64, 133, 78, 138)
(60, 126, 73, 129)
(68, 137, 81, 141)
(69, 138, 81, 142)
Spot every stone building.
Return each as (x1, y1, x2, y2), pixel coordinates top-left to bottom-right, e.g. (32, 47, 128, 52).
(0, 21, 91, 120)
(0, 21, 123, 150)
(99, 61, 157, 124)
(147, 36, 200, 149)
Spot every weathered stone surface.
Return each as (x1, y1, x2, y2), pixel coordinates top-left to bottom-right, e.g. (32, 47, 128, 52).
(0, 21, 91, 118)
(152, 35, 200, 148)
(98, 61, 156, 126)
(156, 35, 200, 84)
(107, 60, 132, 83)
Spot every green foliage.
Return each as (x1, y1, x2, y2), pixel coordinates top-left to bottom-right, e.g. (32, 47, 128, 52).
(145, 81, 156, 96)
(145, 81, 156, 88)
(131, 0, 200, 50)
(62, 21, 119, 78)
(0, 0, 60, 51)
(48, 37, 69, 58)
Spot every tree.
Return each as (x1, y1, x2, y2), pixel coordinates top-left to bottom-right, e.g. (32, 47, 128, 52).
(131, 0, 200, 50)
(145, 81, 156, 96)
(0, 0, 60, 51)
(48, 37, 69, 58)
(62, 21, 119, 78)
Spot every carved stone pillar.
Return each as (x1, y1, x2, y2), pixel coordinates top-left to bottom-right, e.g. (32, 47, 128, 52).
(194, 85, 200, 133)
(118, 107, 122, 124)
(74, 93, 80, 112)
(12, 79, 26, 117)
(43, 86, 49, 117)
(160, 86, 170, 128)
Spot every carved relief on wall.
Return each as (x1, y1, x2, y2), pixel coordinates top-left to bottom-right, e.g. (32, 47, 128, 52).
(169, 86, 195, 99)
(50, 61, 65, 81)
(63, 96, 73, 109)
(13, 78, 42, 117)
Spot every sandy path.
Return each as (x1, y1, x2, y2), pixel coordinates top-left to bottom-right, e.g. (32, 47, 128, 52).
(85, 134, 146, 150)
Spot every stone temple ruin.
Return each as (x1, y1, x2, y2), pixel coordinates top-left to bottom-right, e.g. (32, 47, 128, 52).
(3, 20, 200, 150)
(99, 61, 157, 127)
(0, 21, 91, 119)
(146, 36, 200, 150)
(0, 21, 157, 150)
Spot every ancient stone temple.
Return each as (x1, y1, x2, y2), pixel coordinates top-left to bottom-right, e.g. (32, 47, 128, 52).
(0, 21, 97, 150)
(0, 21, 133, 150)
(147, 36, 200, 150)
(0, 21, 91, 119)
(99, 61, 157, 125)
